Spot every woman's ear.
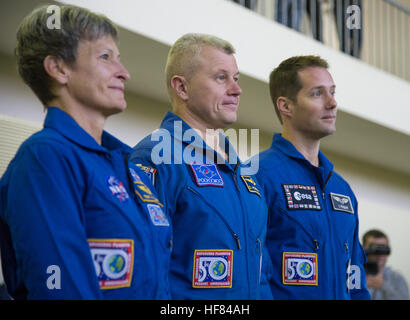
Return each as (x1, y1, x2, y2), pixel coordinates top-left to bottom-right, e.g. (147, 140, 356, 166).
(43, 55, 70, 85)
(171, 75, 189, 101)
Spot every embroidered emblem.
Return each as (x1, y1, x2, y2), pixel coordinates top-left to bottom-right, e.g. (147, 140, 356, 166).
(283, 252, 318, 286)
(190, 164, 224, 187)
(330, 193, 354, 214)
(106, 176, 129, 202)
(147, 203, 170, 226)
(282, 184, 321, 210)
(88, 239, 134, 289)
(129, 168, 162, 207)
(192, 250, 233, 288)
(135, 164, 157, 185)
(240, 175, 261, 197)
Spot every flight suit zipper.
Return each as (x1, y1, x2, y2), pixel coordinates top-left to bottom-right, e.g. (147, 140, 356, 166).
(278, 207, 320, 252)
(187, 186, 241, 250)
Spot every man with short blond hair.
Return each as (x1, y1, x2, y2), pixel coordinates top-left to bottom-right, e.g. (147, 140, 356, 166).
(132, 33, 272, 299)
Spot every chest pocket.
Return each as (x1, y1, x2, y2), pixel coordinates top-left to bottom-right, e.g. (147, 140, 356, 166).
(328, 192, 357, 242)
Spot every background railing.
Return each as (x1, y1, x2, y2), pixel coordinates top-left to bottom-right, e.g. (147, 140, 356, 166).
(231, 0, 410, 82)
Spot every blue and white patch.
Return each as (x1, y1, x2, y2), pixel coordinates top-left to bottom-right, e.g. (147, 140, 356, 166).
(107, 176, 129, 202)
(190, 164, 224, 187)
(147, 204, 170, 226)
(330, 193, 354, 214)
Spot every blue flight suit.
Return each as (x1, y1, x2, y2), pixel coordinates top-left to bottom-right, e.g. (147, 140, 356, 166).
(131, 111, 273, 299)
(256, 133, 370, 299)
(0, 107, 172, 299)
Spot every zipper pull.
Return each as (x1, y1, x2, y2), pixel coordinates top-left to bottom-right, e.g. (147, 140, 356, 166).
(234, 233, 241, 250)
(313, 239, 320, 251)
(344, 241, 349, 253)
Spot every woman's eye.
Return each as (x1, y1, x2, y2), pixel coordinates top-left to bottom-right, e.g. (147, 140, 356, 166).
(100, 53, 109, 60)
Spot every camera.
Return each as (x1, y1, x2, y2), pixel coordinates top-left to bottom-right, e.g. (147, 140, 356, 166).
(364, 243, 391, 275)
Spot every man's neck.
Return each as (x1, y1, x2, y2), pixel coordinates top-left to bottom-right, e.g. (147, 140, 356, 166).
(282, 129, 321, 167)
(174, 108, 228, 161)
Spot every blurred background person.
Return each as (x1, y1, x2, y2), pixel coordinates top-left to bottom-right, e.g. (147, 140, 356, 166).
(362, 229, 409, 300)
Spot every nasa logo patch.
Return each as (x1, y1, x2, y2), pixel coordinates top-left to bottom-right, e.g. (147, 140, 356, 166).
(106, 176, 129, 202)
(192, 250, 233, 288)
(282, 252, 318, 286)
(88, 239, 134, 289)
(190, 164, 224, 187)
(282, 184, 321, 210)
(330, 193, 354, 214)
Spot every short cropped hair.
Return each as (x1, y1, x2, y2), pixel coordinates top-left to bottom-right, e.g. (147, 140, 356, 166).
(165, 33, 236, 101)
(269, 55, 329, 124)
(15, 4, 119, 106)
(362, 229, 389, 247)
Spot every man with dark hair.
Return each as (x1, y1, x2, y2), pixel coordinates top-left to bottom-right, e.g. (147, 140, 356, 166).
(0, 4, 171, 299)
(362, 229, 409, 300)
(255, 55, 370, 299)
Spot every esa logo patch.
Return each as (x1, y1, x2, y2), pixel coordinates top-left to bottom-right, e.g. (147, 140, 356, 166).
(282, 184, 321, 210)
(107, 176, 129, 202)
(282, 252, 318, 286)
(330, 193, 354, 214)
(190, 164, 224, 187)
(192, 250, 233, 288)
(147, 203, 170, 226)
(88, 239, 134, 289)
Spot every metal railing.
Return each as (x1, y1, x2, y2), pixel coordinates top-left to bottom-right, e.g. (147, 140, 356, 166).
(231, 0, 410, 82)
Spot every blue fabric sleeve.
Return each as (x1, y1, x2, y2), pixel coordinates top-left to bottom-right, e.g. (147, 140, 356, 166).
(3, 142, 103, 299)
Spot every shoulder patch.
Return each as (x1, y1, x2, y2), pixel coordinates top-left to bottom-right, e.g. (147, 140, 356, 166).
(240, 175, 261, 197)
(190, 163, 224, 187)
(135, 163, 156, 185)
(283, 252, 318, 286)
(192, 249, 233, 288)
(330, 193, 354, 214)
(282, 184, 321, 210)
(129, 168, 163, 207)
(88, 239, 134, 290)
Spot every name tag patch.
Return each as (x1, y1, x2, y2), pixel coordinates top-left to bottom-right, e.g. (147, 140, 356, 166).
(88, 239, 134, 290)
(241, 175, 261, 197)
(129, 168, 162, 206)
(330, 193, 354, 214)
(282, 184, 321, 210)
(190, 164, 224, 187)
(147, 203, 170, 226)
(192, 250, 233, 288)
(283, 252, 318, 286)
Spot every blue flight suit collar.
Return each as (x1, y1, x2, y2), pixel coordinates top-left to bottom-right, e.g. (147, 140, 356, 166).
(271, 132, 334, 187)
(44, 107, 132, 155)
(160, 111, 240, 171)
